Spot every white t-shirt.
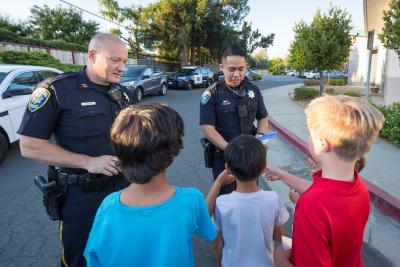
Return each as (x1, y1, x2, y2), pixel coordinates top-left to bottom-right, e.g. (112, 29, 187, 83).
(213, 190, 289, 267)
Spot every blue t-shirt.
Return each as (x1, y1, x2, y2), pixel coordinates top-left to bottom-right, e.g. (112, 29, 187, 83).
(84, 187, 216, 267)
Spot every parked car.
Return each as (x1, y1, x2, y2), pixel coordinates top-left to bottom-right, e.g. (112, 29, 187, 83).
(0, 64, 62, 164)
(167, 66, 214, 90)
(120, 65, 168, 102)
(245, 68, 259, 80)
(326, 70, 348, 79)
(286, 70, 298, 77)
(304, 71, 319, 79)
(212, 69, 256, 82)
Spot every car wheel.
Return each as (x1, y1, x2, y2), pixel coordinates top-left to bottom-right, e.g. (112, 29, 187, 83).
(159, 83, 167, 96)
(186, 82, 193, 90)
(134, 87, 143, 102)
(0, 133, 8, 165)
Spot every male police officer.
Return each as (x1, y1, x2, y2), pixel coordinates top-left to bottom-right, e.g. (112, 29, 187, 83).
(200, 45, 269, 194)
(18, 33, 133, 267)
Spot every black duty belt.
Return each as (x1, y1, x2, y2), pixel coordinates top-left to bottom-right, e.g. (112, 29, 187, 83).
(57, 171, 90, 186)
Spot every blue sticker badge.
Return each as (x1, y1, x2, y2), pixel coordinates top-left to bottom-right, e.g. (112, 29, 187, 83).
(28, 87, 51, 112)
(201, 91, 211, 105)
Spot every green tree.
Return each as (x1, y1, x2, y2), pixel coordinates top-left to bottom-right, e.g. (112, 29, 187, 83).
(27, 5, 99, 44)
(252, 49, 269, 69)
(0, 15, 29, 36)
(289, 6, 352, 93)
(269, 57, 285, 75)
(99, 0, 145, 59)
(379, 0, 400, 62)
(99, 0, 274, 65)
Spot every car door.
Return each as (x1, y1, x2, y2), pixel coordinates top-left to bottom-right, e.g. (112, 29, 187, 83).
(152, 67, 163, 92)
(142, 67, 154, 93)
(2, 71, 38, 141)
(193, 68, 203, 86)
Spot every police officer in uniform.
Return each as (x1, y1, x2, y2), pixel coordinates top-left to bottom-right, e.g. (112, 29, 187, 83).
(200, 45, 269, 194)
(18, 33, 133, 267)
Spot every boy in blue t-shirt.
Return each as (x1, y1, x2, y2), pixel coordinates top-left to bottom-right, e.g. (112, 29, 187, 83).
(84, 104, 216, 267)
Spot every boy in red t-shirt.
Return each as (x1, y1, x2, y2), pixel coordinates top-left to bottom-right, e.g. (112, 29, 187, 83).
(266, 95, 384, 267)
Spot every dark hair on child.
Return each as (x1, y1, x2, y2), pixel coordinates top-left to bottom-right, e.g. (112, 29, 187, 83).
(110, 103, 184, 184)
(224, 135, 266, 181)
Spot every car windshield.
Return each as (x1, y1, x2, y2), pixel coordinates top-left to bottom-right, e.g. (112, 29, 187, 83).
(121, 67, 144, 78)
(176, 69, 195, 75)
(0, 72, 7, 83)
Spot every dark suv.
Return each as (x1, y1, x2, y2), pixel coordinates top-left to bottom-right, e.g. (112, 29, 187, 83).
(120, 65, 167, 102)
(167, 66, 213, 90)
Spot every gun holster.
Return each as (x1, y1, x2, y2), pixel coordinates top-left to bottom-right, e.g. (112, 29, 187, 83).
(201, 138, 216, 168)
(34, 173, 65, 221)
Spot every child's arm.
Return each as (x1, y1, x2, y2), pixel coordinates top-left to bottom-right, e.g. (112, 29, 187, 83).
(206, 169, 235, 215)
(274, 246, 295, 267)
(265, 164, 312, 194)
(214, 232, 224, 267)
(273, 224, 284, 242)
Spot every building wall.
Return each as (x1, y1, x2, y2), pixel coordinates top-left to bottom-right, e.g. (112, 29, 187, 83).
(384, 49, 400, 105)
(348, 37, 386, 89)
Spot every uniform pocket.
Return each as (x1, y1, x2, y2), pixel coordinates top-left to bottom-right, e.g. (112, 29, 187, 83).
(74, 107, 108, 137)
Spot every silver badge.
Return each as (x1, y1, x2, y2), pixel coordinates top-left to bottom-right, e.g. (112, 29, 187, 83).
(247, 90, 255, 99)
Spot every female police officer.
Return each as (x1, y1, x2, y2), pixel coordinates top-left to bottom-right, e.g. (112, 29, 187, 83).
(18, 33, 133, 267)
(200, 45, 269, 195)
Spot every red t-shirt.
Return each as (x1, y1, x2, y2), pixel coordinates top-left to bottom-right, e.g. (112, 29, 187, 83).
(291, 170, 370, 267)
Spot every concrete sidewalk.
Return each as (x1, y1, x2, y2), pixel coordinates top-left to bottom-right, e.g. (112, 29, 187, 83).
(260, 83, 400, 264)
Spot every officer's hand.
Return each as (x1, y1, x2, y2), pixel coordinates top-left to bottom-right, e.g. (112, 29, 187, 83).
(86, 155, 120, 176)
(216, 169, 236, 185)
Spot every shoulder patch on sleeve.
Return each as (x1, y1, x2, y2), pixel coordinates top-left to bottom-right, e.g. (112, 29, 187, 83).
(201, 90, 212, 105)
(28, 87, 51, 112)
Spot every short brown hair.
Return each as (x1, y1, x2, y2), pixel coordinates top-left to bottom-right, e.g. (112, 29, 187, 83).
(110, 103, 184, 184)
(305, 95, 384, 161)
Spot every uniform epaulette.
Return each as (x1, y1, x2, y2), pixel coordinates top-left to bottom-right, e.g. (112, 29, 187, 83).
(37, 72, 78, 89)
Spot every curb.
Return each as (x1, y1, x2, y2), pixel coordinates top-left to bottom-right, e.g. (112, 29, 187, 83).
(268, 116, 400, 222)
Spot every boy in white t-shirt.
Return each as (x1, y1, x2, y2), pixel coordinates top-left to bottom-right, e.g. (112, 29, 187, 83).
(207, 135, 289, 267)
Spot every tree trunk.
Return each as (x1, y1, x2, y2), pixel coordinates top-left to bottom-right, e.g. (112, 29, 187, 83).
(190, 43, 196, 66)
(319, 70, 324, 95)
(180, 43, 188, 67)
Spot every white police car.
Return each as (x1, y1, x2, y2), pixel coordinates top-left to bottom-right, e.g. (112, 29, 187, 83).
(0, 65, 62, 164)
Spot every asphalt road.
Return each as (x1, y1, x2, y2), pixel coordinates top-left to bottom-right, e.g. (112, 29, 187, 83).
(0, 75, 392, 266)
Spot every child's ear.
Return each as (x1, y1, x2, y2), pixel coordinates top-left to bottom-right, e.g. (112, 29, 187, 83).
(320, 138, 331, 153)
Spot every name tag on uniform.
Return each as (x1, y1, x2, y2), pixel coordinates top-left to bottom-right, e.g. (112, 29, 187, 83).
(81, 102, 96, 106)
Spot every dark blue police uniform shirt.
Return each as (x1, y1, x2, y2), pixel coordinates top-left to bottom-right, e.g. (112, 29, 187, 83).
(18, 68, 128, 157)
(199, 80, 268, 142)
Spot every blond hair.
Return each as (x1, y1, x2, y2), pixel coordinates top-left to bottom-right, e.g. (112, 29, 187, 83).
(305, 95, 384, 161)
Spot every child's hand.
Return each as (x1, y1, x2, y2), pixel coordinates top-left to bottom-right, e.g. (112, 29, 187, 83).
(273, 246, 292, 267)
(288, 189, 300, 204)
(216, 169, 236, 185)
(263, 164, 281, 181)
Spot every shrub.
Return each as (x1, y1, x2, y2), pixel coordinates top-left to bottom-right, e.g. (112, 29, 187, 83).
(252, 73, 262, 80)
(303, 79, 321, 86)
(373, 102, 400, 146)
(328, 78, 347, 86)
(342, 91, 362, 97)
(325, 88, 336, 95)
(0, 50, 83, 72)
(294, 87, 320, 100)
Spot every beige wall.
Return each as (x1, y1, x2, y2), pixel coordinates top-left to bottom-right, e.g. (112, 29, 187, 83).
(348, 36, 386, 88)
(384, 49, 400, 105)
(364, 0, 390, 34)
